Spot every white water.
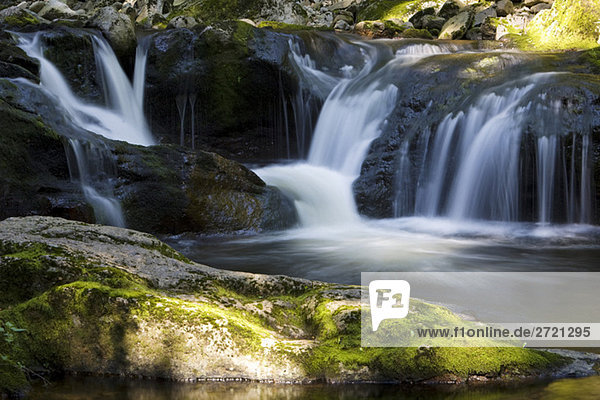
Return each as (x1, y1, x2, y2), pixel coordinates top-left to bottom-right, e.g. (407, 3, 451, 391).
(67, 139, 125, 227)
(396, 72, 594, 224)
(17, 32, 154, 227)
(256, 42, 458, 227)
(18, 33, 154, 146)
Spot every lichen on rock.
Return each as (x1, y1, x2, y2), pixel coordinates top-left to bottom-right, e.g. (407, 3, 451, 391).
(0, 216, 572, 395)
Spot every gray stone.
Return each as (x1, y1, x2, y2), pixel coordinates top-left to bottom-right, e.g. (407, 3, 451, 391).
(421, 14, 446, 31)
(473, 7, 496, 26)
(334, 19, 350, 30)
(87, 6, 136, 57)
(408, 7, 435, 29)
(438, 11, 473, 39)
(37, 0, 78, 20)
(437, 0, 466, 20)
(495, 0, 514, 17)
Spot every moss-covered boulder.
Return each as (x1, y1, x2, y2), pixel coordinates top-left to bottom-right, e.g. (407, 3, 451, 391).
(0, 216, 573, 395)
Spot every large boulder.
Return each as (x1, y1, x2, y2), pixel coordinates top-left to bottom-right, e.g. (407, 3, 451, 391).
(438, 10, 473, 39)
(87, 6, 136, 57)
(0, 216, 570, 395)
(113, 143, 298, 234)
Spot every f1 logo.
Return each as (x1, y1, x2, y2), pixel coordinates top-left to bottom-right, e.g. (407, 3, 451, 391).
(369, 280, 410, 331)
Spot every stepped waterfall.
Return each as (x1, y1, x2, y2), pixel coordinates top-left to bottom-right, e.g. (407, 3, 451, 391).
(16, 32, 154, 227)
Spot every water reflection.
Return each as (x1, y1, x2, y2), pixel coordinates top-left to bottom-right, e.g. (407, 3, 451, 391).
(26, 376, 600, 399)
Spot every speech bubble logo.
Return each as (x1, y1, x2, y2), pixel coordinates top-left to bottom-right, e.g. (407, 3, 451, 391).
(369, 280, 410, 331)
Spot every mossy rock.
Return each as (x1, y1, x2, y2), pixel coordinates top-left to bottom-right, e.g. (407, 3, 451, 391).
(357, 0, 446, 22)
(0, 216, 573, 394)
(400, 27, 434, 39)
(521, 0, 600, 50)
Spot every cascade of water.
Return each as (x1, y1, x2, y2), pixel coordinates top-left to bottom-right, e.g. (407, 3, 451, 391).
(189, 93, 197, 149)
(17, 32, 154, 226)
(176, 94, 187, 146)
(255, 42, 456, 227)
(66, 139, 125, 227)
(394, 72, 595, 224)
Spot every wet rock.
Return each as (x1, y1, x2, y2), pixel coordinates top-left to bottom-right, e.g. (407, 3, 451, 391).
(0, 216, 571, 390)
(438, 11, 473, 39)
(87, 6, 136, 57)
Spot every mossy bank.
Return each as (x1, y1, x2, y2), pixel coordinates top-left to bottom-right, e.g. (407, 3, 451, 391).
(0, 216, 581, 397)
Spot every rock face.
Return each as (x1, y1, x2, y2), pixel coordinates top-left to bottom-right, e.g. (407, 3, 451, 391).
(0, 68, 298, 235)
(354, 50, 600, 223)
(143, 22, 301, 160)
(87, 6, 137, 57)
(0, 216, 568, 395)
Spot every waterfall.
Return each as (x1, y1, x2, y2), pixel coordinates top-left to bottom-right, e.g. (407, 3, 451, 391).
(16, 32, 154, 226)
(255, 42, 456, 227)
(66, 139, 125, 227)
(395, 72, 594, 224)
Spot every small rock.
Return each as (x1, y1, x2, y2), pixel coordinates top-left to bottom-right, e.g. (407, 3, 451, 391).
(87, 6, 136, 57)
(495, 0, 514, 17)
(438, 11, 473, 39)
(465, 27, 482, 40)
(437, 0, 466, 20)
(334, 19, 351, 30)
(28, 1, 45, 13)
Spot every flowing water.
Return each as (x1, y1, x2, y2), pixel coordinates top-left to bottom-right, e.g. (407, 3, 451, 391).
(16, 32, 154, 226)
(167, 38, 600, 312)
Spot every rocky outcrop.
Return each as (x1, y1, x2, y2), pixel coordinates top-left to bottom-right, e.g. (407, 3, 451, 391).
(0, 72, 297, 235)
(87, 6, 137, 57)
(0, 216, 570, 395)
(143, 22, 301, 160)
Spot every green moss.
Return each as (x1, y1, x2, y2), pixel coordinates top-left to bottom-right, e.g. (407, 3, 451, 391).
(401, 28, 434, 39)
(257, 21, 331, 32)
(582, 47, 600, 72)
(521, 0, 600, 51)
(358, 0, 444, 21)
(172, 0, 265, 24)
(3, 12, 40, 27)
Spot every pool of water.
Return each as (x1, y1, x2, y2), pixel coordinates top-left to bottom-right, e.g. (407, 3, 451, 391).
(25, 375, 600, 399)
(165, 217, 600, 285)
